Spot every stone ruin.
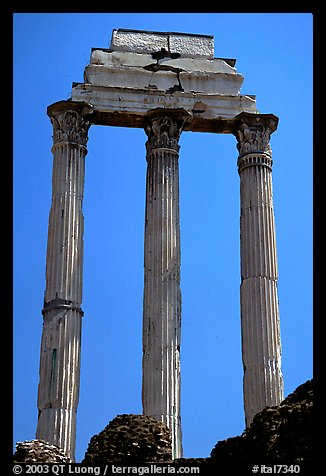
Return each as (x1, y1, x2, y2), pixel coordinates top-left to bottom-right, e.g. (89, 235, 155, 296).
(13, 439, 72, 463)
(210, 379, 313, 471)
(82, 414, 172, 464)
(14, 379, 313, 469)
(32, 28, 284, 461)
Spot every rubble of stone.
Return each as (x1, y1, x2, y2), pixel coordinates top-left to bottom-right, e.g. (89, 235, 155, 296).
(210, 379, 313, 471)
(82, 414, 172, 464)
(14, 380, 312, 468)
(13, 439, 72, 463)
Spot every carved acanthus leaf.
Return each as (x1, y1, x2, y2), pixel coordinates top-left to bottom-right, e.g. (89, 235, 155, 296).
(235, 122, 273, 156)
(145, 115, 184, 153)
(51, 110, 91, 146)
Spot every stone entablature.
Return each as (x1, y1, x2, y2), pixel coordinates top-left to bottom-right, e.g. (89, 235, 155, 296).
(71, 28, 256, 132)
(85, 48, 243, 95)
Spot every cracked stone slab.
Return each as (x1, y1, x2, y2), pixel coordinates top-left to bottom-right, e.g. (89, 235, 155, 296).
(70, 28, 257, 128)
(84, 63, 243, 95)
(71, 83, 257, 132)
(85, 45, 244, 96)
(90, 49, 236, 74)
(110, 29, 214, 58)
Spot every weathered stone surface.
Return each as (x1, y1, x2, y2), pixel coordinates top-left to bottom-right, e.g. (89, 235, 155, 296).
(85, 63, 243, 96)
(82, 414, 172, 464)
(13, 440, 72, 463)
(233, 113, 284, 427)
(90, 49, 235, 74)
(210, 380, 313, 471)
(36, 101, 93, 462)
(142, 111, 184, 459)
(71, 85, 257, 132)
(85, 46, 242, 95)
(110, 29, 214, 58)
(71, 28, 257, 131)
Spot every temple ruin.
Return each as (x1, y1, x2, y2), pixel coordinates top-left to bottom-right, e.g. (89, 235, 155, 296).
(36, 29, 284, 461)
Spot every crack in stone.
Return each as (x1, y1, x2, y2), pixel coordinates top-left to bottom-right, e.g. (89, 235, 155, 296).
(143, 62, 184, 94)
(151, 47, 180, 61)
(143, 63, 183, 74)
(143, 46, 185, 93)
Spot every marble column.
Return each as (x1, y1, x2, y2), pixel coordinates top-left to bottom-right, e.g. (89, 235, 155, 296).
(36, 101, 93, 461)
(233, 112, 284, 427)
(142, 111, 186, 459)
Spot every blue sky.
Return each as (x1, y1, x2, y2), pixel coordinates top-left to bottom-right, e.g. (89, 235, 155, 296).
(13, 13, 313, 462)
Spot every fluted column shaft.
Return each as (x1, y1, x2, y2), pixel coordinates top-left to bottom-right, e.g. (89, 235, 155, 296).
(142, 112, 186, 459)
(233, 113, 284, 427)
(36, 101, 92, 461)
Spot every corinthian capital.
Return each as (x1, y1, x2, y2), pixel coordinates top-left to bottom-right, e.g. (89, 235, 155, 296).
(144, 110, 188, 155)
(233, 112, 279, 157)
(47, 101, 93, 147)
